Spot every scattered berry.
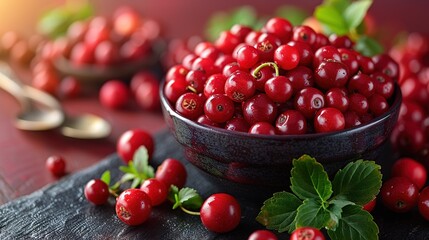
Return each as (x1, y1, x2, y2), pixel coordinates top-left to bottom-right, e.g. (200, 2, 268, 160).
(46, 155, 66, 177)
(84, 179, 109, 205)
(200, 193, 241, 233)
(115, 189, 152, 226)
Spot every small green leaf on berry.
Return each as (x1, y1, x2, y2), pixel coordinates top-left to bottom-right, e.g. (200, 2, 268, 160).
(100, 170, 111, 185)
(172, 187, 203, 211)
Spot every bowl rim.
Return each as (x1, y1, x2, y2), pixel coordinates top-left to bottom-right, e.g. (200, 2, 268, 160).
(160, 80, 402, 140)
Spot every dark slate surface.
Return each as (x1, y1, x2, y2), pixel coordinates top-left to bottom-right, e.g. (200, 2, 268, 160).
(1, 130, 429, 240)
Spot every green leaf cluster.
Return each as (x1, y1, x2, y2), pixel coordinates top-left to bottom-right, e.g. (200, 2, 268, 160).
(169, 185, 203, 211)
(256, 155, 382, 240)
(113, 146, 155, 189)
(37, 1, 93, 39)
(314, 0, 382, 56)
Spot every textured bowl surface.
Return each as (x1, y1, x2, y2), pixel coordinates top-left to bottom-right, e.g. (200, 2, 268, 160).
(160, 83, 402, 195)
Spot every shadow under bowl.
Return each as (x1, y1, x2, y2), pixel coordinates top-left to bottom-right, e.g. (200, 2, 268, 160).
(160, 83, 402, 200)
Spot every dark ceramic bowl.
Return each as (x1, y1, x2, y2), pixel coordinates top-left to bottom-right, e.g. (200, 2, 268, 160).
(160, 83, 402, 199)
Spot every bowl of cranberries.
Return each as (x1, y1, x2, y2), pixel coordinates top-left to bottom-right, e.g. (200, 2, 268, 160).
(48, 7, 163, 83)
(160, 17, 402, 194)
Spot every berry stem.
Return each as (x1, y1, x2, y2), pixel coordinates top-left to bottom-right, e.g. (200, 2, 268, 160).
(251, 62, 279, 78)
(179, 205, 201, 216)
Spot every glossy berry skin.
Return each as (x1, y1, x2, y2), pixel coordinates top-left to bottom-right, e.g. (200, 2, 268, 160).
(84, 179, 109, 205)
(204, 94, 235, 123)
(225, 117, 250, 133)
(243, 94, 278, 125)
(175, 92, 205, 120)
(287, 41, 314, 67)
(294, 87, 325, 119)
(117, 129, 154, 163)
(292, 25, 316, 46)
(338, 48, 359, 75)
(200, 193, 241, 233)
(371, 72, 394, 99)
(140, 178, 168, 206)
(164, 78, 188, 104)
(263, 17, 293, 42)
(284, 66, 314, 92)
(348, 73, 375, 97)
(380, 176, 419, 213)
(276, 110, 307, 135)
(264, 76, 293, 103)
(314, 107, 345, 133)
(348, 93, 369, 115)
(274, 44, 300, 70)
(325, 88, 349, 112)
(204, 73, 227, 98)
(248, 229, 278, 240)
(115, 189, 152, 226)
(314, 60, 349, 90)
(99, 80, 129, 109)
(391, 157, 427, 190)
(46, 155, 66, 177)
(236, 45, 259, 69)
(418, 186, 429, 221)
(313, 46, 341, 67)
(290, 227, 325, 240)
(249, 122, 276, 135)
(224, 70, 256, 102)
(155, 158, 187, 188)
(368, 94, 389, 117)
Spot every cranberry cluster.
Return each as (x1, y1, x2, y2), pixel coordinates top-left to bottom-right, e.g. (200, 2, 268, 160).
(390, 32, 429, 162)
(164, 17, 398, 135)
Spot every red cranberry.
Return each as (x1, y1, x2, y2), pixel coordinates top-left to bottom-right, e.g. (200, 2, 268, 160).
(275, 110, 307, 135)
(242, 93, 278, 125)
(294, 87, 325, 119)
(175, 92, 205, 120)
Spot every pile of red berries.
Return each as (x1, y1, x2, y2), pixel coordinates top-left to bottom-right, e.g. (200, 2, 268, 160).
(163, 17, 399, 135)
(84, 129, 243, 234)
(389, 32, 429, 164)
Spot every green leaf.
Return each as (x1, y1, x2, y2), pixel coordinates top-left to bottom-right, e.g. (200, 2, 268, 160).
(314, 5, 349, 35)
(256, 191, 302, 233)
(332, 160, 382, 205)
(324, 0, 351, 12)
(327, 205, 379, 240)
(133, 146, 149, 174)
(295, 198, 331, 229)
(120, 173, 136, 183)
(230, 6, 258, 27)
(344, 0, 372, 29)
(37, 2, 93, 39)
(119, 165, 133, 174)
(354, 36, 384, 56)
(326, 199, 355, 230)
(178, 188, 203, 211)
(130, 146, 155, 180)
(131, 177, 141, 189)
(100, 170, 111, 185)
(290, 155, 333, 202)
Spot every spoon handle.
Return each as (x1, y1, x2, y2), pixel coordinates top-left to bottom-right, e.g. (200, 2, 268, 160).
(0, 63, 30, 109)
